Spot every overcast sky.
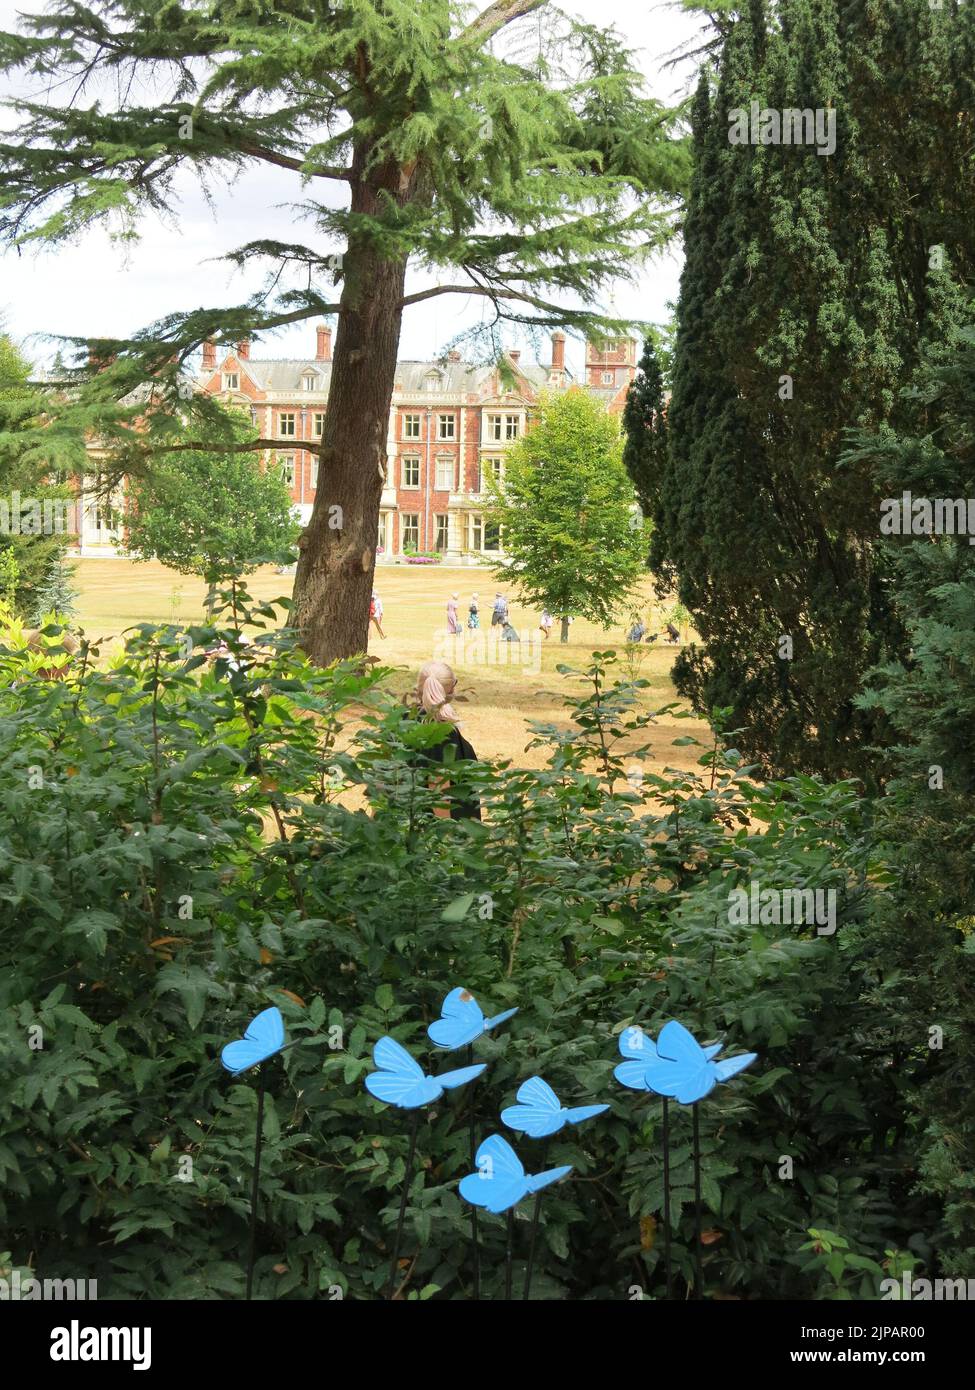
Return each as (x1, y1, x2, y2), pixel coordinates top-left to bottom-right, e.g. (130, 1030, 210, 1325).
(0, 0, 705, 373)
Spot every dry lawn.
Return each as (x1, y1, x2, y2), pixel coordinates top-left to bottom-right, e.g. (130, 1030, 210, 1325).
(71, 558, 707, 773)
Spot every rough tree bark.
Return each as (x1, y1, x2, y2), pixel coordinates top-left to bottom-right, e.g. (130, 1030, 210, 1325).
(290, 1, 550, 666)
(290, 141, 419, 666)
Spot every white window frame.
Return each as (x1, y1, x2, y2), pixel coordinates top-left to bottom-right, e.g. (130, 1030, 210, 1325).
(437, 413, 456, 440)
(279, 412, 296, 437)
(483, 456, 504, 490)
(401, 513, 420, 550)
(401, 455, 421, 489)
(434, 514, 449, 552)
(223, 372, 239, 391)
(435, 456, 455, 492)
(279, 455, 295, 487)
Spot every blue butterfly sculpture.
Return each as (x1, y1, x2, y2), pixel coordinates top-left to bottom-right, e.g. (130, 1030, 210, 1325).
(428, 987, 518, 1050)
(614, 1019, 757, 1104)
(501, 1075, 609, 1139)
(364, 1036, 486, 1110)
(459, 1134, 573, 1214)
(221, 1006, 286, 1075)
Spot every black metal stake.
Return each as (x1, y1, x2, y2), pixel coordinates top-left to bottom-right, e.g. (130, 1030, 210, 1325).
(661, 1097, 672, 1299)
(466, 1043, 481, 1301)
(505, 1209, 515, 1300)
(522, 1139, 550, 1301)
(387, 1110, 420, 1299)
(692, 1102, 703, 1300)
(245, 1070, 266, 1301)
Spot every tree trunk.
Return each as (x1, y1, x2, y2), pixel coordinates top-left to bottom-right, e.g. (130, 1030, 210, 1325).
(560, 616, 570, 644)
(291, 146, 415, 665)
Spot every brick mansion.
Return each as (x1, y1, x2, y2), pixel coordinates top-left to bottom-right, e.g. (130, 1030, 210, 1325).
(75, 327, 640, 562)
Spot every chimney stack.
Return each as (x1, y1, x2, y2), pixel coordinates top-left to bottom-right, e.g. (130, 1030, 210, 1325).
(87, 341, 116, 373)
(202, 340, 216, 371)
(551, 331, 566, 372)
(237, 340, 250, 360)
(448, 349, 462, 363)
(509, 349, 521, 364)
(316, 324, 333, 362)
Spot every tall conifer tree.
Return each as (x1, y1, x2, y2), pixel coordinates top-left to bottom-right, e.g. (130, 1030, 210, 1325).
(656, 0, 974, 778)
(622, 335, 669, 526)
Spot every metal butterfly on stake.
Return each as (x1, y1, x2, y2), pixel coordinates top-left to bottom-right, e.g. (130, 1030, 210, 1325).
(427, 986, 518, 1300)
(460, 1132, 574, 1300)
(364, 1033, 486, 1299)
(614, 1019, 758, 1300)
(501, 1075, 609, 1299)
(220, 1006, 288, 1300)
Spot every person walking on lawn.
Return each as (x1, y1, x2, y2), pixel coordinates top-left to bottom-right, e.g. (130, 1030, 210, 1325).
(446, 593, 462, 635)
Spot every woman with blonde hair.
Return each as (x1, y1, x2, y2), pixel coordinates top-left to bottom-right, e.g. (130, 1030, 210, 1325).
(414, 659, 481, 821)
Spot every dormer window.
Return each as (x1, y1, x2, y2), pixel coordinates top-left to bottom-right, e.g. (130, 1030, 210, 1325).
(302, 374, 320, 391)
(424, 371, 444, 393)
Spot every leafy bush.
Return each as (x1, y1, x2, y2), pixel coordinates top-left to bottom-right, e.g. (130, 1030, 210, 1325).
(0, 595, 942, 1298)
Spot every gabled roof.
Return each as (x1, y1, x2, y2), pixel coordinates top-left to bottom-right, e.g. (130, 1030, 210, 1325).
(208, 359, 334, 393)
(201, 353, 560, 398)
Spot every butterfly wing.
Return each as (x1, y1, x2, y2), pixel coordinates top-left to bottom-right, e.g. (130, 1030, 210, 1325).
(221, 1039, 271, 1075)
(459, 1133, 527, 1213)
(432, 1062, 486, 1093)
(703, 1043, 723, 1061)
(365, 1070, 431, 1108)
(631, 1047, 716, 1102)
(617, 1025, 654, 1060)
(711, 1052, 757, 1085)
(483, 1006, 519, 1033)
(244, 1007, 285, 1053)
(428, 987, 484, 1049)
(671, 1070, 717, 1104)
(459, 1170, 526, 1213)
(656, 1020, 707, 1066)
(649, 1019, 714, 1103)
(221, 1006, 286, 1074)
(501, 1075, 563, 1137)
(373, 1036, 424, 1080)
(564, 1103, 610, 1127)
(525, 1164, 574, 1197)
(364, 1036, 429, 1107)
(614, 1059, 653, 1091)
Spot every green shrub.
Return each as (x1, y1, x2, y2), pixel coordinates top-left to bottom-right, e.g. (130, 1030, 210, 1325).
(0, 597, 940, 1298)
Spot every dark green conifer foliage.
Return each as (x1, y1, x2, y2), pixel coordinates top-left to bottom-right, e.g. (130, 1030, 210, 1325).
(657, 0, 974, 779)
(847, 300, 975, 1277)
(622, 336, 668, 528)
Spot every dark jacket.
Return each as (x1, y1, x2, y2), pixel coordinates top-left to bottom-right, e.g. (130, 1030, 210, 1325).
(419, 723, 482, 822)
